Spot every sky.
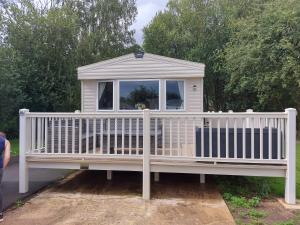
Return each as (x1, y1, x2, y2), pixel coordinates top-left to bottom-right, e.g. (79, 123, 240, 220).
(131, 0, 168, 45)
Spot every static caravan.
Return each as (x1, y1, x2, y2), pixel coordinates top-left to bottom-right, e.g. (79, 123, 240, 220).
(19, 52, 297, 204)
(78, 52, 204, 156)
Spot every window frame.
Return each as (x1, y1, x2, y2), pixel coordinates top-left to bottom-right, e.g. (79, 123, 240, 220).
(117, 79, 161, 111)
(96, 80, 115, 111)
(164, 79, 186, 111)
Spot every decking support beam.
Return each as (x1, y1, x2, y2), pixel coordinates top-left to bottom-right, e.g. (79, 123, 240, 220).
(200, 174, 205, 184)
(107, 170, 112, 180)
(19, 109, 29, 193)
(154, 172, 159, 182)
(143, 109, 151, 200)
(285, 108, 297, 204)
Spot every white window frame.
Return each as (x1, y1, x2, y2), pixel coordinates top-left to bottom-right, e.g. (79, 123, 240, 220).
(118, 79, 161, 111)
(96, 80, 115, 111)
(165, 79, 186, 111)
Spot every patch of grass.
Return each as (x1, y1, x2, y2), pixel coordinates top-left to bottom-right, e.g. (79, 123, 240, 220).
(248, 209, 267, 219)
(9, 139, 19, 156)
(223, 193, 261, 209)
(15, 199, 24, 208)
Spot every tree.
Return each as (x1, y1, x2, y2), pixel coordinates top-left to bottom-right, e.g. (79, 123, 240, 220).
(143, 0, 275, 111)
(221, 0, 300, 116)
(0, 0, 138, 137)
(71, 0, 137, 65)
(0, 47, 25, 136)
(143, 0, 236, 111)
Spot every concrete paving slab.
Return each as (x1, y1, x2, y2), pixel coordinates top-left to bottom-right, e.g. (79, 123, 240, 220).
(2, 157, 70, 210)
(2, 171, 235, 225)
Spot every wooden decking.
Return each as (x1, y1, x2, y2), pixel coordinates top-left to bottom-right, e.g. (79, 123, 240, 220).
(19, 109, 297, 204)
(26, 154, 287, 178)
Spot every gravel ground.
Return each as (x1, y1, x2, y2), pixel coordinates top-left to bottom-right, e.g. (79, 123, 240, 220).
(3, 171, 235, 225)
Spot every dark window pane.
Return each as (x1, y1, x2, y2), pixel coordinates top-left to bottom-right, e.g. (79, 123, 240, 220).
(98, 82, 113, 110)
(119, 81, 159, 110)
(166, 80, 184, 110)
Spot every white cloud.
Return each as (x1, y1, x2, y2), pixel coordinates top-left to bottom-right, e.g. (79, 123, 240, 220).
(131, 0, 168, 45)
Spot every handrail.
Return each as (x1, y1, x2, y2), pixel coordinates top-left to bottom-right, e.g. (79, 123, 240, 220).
(26, 111, 288, 119)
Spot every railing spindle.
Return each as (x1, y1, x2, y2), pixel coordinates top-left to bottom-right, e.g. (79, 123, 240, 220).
(184, 119, 187, 157)
(129, 118, 132, 155)
(44, 118, 48, 153)
(251, 117, 254, 159)
(93, 118, 96, 154)
(192, 118, 196, 157)
(122, 118, 125, 154)
(31, 118, 36, 150)
(155, 118, 158, 155)
(114, 118, 118, 154)
(86, 119, 89, 154)
(72, 118, 75, 154)
(259, 118, 263, 159)
(242, 118, 246, 159)
(201, 118, 204, 158)
(51, 118, 54, 154)
(79, 118, 82, 154)
(136, 118, 139, 154)
(41, 118, 44, 149)
(162, 118, 165, 156)
(170, 119, 173, 156)
(100, 118, 103, 154)
(58, 118, 61, 154)
(37, 118, 41, 152)
(277, 118, 281, 160)
(209, 119, 212, 158)
(217, 118, 220, 158)
(107, 118, 111, 154)
(177, 119, 180, 156)
(226, 118, 229, 158)
(65, 118, 68, 154)
(234, 119, 237, 158)
(269, 118, 272, 159)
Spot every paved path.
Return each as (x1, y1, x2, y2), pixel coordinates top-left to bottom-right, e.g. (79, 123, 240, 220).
(2, 171, 235, 225)
(2, 157, 70, 210)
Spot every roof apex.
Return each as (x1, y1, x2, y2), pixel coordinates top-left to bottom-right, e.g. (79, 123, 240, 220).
(78, 53, 205, 72)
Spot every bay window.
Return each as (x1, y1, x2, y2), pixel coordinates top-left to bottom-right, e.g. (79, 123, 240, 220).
(119, 80, 159, 110)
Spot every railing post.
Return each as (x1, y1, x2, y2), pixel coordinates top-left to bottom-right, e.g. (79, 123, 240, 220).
(143, 109, 151, 200)
(285, 108, 297, 204)
(19, 108, 29, 193)
(246, 109, 253, 128)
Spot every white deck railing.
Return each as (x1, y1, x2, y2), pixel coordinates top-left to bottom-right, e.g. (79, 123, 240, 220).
(19, 108, 297, 203)
(21, 109, 292, 164)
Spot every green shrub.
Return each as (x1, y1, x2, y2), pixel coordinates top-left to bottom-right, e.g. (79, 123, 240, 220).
(248, 197, 261, 208)
(230, 196, 248, 208)
(224, 194, 261, 209)
(248, 209, 267, 219)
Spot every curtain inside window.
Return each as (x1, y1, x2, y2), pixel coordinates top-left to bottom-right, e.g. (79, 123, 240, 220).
(98, 82, 106, 101)
(177, 81, 184, 109)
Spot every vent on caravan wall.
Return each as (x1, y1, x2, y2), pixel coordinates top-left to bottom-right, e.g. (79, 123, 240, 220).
(134, 51, 144, 58)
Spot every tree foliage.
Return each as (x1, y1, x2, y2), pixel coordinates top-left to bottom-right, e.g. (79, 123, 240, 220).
(222, 0, 300, 113)
(144, 0, 237, 110)
(0, 0, 137, 137)
(143, 0, 300, 123)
